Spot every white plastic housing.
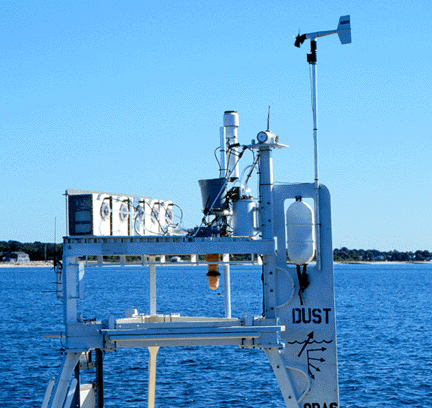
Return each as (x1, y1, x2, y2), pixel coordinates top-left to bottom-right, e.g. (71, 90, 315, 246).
(223, 111, 239, 128)
(223, 111, 239, 179)
(232, 198, 257, 237)
(68, 192, 111, 236)
(286, 200, 316, 265)
(112, 196, 130, 235)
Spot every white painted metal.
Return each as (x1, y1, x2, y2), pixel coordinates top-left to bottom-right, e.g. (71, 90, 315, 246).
(63, 378, 78, 408)
(63, 256, 78, 325)
(45, 69, 345, 407)
(149, 262, 157, 315)
(222, 253, 231, 318)
(63, 236, 275, 258)
(304, 15, 351, 43)
(50, 353, 81, 408)
(265, 348, 300, 407)
(80, 384, 96, 408)
(257, 146, 278, 320)
(296, 15, 351, 270)
(41, 376, 55, 408)
(337, 15, 351, 44)
(309, 57, 322, 271)
(273, 183, 339, 407)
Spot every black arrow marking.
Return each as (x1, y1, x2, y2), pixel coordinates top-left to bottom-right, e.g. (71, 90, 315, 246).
(306, 345, 327, 379)
(307, 347, 326, 352)
(298, 331, 314, 357)
(308, 357, 325, 362)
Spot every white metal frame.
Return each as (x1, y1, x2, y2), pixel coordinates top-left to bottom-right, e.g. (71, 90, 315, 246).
(43, 118, 339, 408)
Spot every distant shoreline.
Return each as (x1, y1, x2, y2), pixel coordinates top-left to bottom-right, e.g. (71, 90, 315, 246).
(0, 260, 430, 268)
(0, 261, 54, 268)
(335, 261, 431, 265)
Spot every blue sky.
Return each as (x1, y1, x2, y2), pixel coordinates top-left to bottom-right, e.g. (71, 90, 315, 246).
(1, 0, 431, 251)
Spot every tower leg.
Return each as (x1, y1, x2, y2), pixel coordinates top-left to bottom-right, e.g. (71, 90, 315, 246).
(223, 254, 231, 318)
(51, 353, 82, 408)
(264, 348, 301, 408)
(72, 362, 81, 407)
(96, 349, 104, 408)
(148, 346, 160, 408)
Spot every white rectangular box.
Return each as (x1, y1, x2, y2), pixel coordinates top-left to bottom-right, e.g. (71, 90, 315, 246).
(67, 190, 158, 237)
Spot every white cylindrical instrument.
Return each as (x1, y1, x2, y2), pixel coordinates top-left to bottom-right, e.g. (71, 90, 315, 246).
(286, 200, 316, 265)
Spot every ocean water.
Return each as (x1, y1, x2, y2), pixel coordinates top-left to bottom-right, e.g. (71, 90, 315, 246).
(1, 263, 431, 407)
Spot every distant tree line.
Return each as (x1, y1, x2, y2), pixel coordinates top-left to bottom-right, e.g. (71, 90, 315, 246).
(333, 247, 431, 262)
(1, 240, 431, 263)
(0, 241, 63, 261)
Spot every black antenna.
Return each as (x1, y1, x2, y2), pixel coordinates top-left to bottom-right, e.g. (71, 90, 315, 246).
(267, 106, 270, 131)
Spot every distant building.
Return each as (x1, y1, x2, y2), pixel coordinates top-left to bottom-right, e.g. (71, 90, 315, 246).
(2, 251, 30, 263)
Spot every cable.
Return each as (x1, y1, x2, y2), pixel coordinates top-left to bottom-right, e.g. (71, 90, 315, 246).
(214, 146, 222, 173)
(245, 157, 259, 186)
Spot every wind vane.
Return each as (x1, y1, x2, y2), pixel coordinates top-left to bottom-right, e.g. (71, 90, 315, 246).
(294, 15, 352, 270)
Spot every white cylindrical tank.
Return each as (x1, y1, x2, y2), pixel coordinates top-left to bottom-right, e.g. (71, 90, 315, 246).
(223, 111, 239, 128)
(286, 200, 316, 265)
(232, 198, 257, 236)
(223, 111, 239, 179)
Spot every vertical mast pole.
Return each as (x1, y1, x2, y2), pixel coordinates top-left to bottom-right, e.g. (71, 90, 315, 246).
(308, 39, 322, 270)
(258, 146, 277, 318)
(221, 113, 236, 318)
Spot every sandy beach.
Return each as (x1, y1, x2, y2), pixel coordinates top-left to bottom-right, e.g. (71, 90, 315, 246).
(0, 261, 54, 268)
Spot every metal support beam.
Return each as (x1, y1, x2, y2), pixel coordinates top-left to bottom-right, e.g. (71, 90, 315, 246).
(149, 263, 156, 315)
(223, 254, 231, 318)
(148, 347, 159, 408)
(63, 257, 78, 326)
(265, 348, 300, 408)
(42, 377, 56, 408)
(51, 353, 82, 408)
(72, 362, 81, 408)
(96, 349, 104, 408)
(258, 147, 277, 319)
